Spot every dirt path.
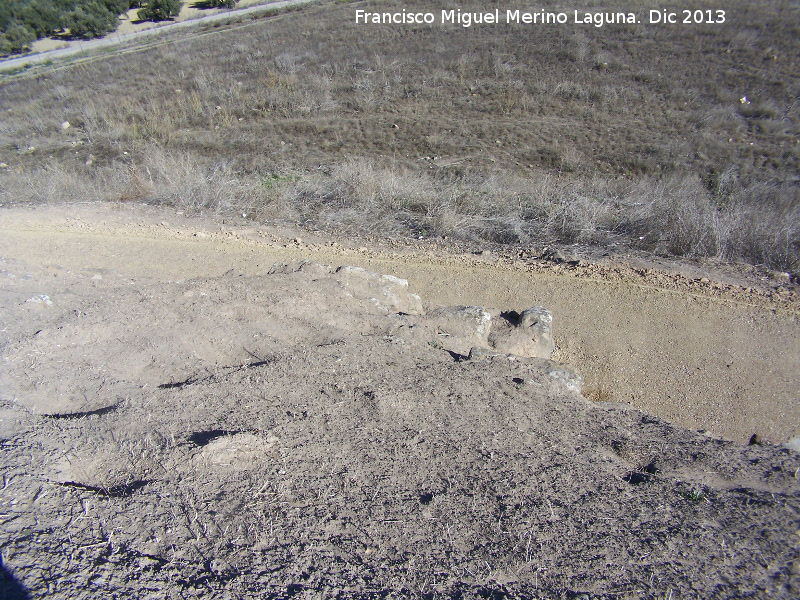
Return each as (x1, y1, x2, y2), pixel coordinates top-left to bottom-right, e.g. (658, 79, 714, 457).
(1, 202, 798, 444)
(2, 202, 799, 599)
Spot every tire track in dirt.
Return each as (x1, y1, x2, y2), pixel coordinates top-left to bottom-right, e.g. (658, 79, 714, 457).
(1, 204, 798, 444)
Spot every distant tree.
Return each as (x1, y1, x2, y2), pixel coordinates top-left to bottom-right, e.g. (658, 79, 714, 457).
(0, 0, 134, 48)
(209, 0, 237, 7)
(0, 22, 36, 55)
(19, 0, 63, 37)
(0, 3, 16, 32)
(102, 0, 130, 14)
(63, 0, 119, 37)
(1, 0, 133, 41)
(137, 0, 181, 21)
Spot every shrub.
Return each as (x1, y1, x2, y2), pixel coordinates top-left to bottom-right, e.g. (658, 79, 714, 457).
(63, 1, 119, 38)
(18, 0, 62, 37)
(0, 23, 36, 54)
(137, 0, 181, 21)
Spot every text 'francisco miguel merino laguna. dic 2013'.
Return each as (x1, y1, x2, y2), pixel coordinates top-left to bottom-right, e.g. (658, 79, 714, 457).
(355, 8, 727, 28)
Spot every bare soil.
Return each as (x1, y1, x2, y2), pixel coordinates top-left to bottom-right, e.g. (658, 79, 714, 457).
(1, 203, 799, 599)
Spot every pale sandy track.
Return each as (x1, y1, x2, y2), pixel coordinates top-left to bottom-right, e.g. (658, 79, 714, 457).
(1, 202, 798, 444)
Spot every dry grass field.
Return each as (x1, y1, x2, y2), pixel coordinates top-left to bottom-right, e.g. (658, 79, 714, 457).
(0, 0, 798, 271)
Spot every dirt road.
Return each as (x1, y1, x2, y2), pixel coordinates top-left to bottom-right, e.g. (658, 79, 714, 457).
(2, 202, 799, 599)
(1, 202, 797, 444)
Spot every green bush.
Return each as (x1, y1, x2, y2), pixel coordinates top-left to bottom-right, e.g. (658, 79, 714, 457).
(18, 0, 63, 37)
(137, 0, 181, 21)
(0, 22, 36, 54)
(63, 1, 119, 37)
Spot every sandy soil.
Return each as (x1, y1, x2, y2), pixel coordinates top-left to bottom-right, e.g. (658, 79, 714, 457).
(1, 203, 797, 444)
(0, 202, 799, 598)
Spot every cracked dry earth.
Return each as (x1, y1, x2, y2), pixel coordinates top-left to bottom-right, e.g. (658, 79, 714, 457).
(0, 203, 799, 599)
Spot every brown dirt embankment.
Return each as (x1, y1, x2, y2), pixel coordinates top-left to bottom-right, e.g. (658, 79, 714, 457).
(1, 202, 798, 444)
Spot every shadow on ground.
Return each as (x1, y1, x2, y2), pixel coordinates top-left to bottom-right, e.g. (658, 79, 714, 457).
(0, 563, 31, 600)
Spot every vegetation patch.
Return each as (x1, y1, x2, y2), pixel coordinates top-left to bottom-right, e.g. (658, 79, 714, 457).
(1, 0, 131, 52)
(0, 0, 798, 271)
(0, 0, 243, 54)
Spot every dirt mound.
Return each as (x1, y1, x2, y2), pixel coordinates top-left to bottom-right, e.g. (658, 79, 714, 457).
(1, 255, 798, 598)
(1, 204, 798, 445)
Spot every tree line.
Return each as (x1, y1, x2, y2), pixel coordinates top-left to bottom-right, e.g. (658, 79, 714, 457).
(1, 0, 238, 56)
